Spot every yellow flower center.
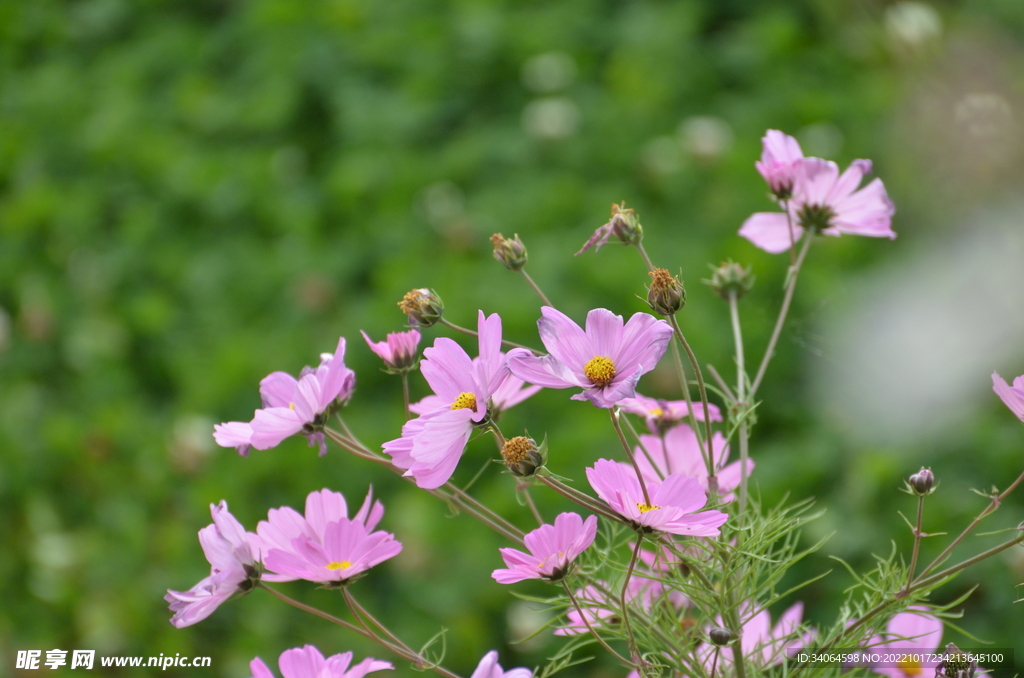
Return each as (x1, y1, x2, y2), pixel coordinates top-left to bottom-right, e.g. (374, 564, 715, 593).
(584, 356, 617, 387)
(636, 502, 661, 513)
(451, 392, 477, 411)
(326, 560, 353, 570)
(898, 659, 922, 677)
(648, 407, 663, 417)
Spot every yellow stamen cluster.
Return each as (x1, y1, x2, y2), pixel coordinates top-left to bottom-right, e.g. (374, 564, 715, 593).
(636, 502, 661, 514)
(501, 436, 533, 466)
(326, 560, 353, 570)
(898, 659, 923, 678)
(584, 356, 617, 387)
(648, 407, 664, 417)
(451, 392, 477, 411)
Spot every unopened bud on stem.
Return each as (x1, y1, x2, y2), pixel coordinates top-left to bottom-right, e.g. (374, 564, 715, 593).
(398, 288, 444, 328)
(709, 627, 734, 646)
(909, 467, 935, 496)
(705, 261, 755, 301)
(647, 268, 685, 315)
(491, 233, 528, 271)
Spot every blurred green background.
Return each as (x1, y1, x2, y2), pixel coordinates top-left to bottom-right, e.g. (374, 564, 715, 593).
(4, 0, 1024, 675)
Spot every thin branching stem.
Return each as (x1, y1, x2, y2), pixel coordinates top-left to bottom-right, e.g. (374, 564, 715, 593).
(536, 475, 625, 524)
(439, 318, 539, 354)
(519, 269, 553, 307)
(401, 373, 411, 420)
(728, 291, 750, 515)
(620, 535, 645, 666)
(259, 583, 371, 640)
(903, 495, 925, 595)
(562, 582, 637, 669)
(668, 314, 717, 491)
(520, 483, 544, 526)
(914, 467, 1024, 583)
(670, 339, 714, 476)
(750, 229, 813, 397)
(611, 408, 652, 506)
(635, 242, 656, 272)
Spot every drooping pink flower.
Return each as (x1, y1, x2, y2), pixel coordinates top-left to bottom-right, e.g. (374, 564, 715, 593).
(755, 130, 805, 199)
(699, 602, 812, 670)
(254, 488, 384, 583)
(361, 329, 421, 373)
(992, 372, 1024, 422)
(507, 307, 673, 409)
(165, 501, 259, 628)
(492, 513, 598, 584)
(248, 645, 393, 678)
(586, 459, 728, 536)
(619, 394, 722, 433)
(633, 424, 753, 501)
(262, 517, 402, 586)
(740, 153, 896, 254)
(873, 607, 943, 678)
(213, 337, 356, 456)
(470, 651, 532, 678)
(382, 311, 509, 489)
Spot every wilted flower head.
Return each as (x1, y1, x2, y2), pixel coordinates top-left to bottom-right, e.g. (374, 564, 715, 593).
(165, 501, 259, 628)
(248, 645, 393, 678)
(586, 459, 728, 536)
(992, 372, 1024, 422)
(361, 329, 420, 373)
(492, 512, 598, 584)
(213, 337, 355, 457)
(576, 202, 643, 255)
(491, 233, 528, 271)
(619, 394, 722, 434)
(382, 311, 509, 488)
(500, 436, 546, 477)
(470, 651, 533, 678)
(507, 307, 673, 409)
(755, 130, 805, 199)
(646, 268, 685, 316)
(398, 288, 444, 328)
(254, 488, 384, 583)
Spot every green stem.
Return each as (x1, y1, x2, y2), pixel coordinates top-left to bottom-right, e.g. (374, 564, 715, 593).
(520, 483, 545, 526)
(903, 495, 925, 595)
(914, 467, 1024, 583)
(519, 269, 553, 307)
(562, 582, 637, 669)
(668, 314, 717, 492)
(912, 533, 1024, 590)
(728, 291, 750, 515)
(635, 242, 656, 272)
(750, 229, 814, 398)
(619, 536, 645, 666)
(670, 337, 714, 477)
(259, 583, 370, 640)
(439, 318, 539, 354)
(401, 373, 411, 420)
(537, 475, 626, 524)
(611, 408, 652, 506)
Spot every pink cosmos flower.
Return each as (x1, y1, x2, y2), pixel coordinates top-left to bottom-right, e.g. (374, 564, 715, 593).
(254, 488, 384, 583)
(633, 424, 753, 501)
(492, 512, 598, 584)
(262, 517, 402, 586)
(248, 645, 393, 678)
(382, 311, 509, 489)
(992, 372, 1024, 422)
(586, 459, 728, 536)
(619, 394, 722, 433)
(507, 307, 673, 409)
(740, 151, 896, 254)
(873, 607, 943, 678)
(470, 651, 532, 678)
(361, 329, 421, 373)
(699, 602, 811, 670)
(755, 129, 805, 199)
(409, 360, 540, 419)
(213, 337, 356, 456)
(165, 501, 259, 628)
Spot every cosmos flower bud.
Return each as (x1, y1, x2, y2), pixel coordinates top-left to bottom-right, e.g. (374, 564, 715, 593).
(705, 261, 755, 301)
(490, 233, 528, 271)
(501, 436, 546, 477)
(709, 626, 734, 646)
(908, 467, 935, 496)
(647, 268, 686, 315)
(398, 288, 444, 328)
